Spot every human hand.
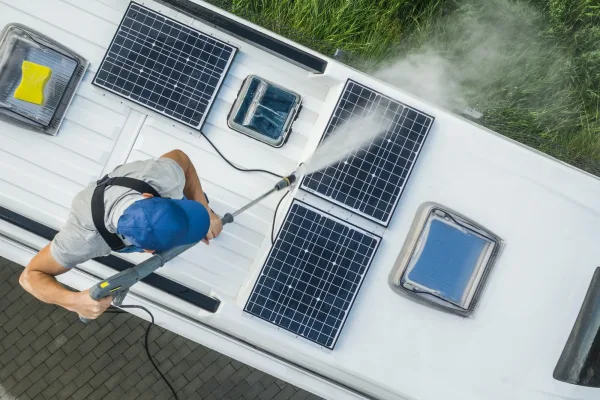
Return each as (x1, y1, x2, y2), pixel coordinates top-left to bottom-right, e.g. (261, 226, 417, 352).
(71, 290, 112, 319)
(202, 210, 223, 245)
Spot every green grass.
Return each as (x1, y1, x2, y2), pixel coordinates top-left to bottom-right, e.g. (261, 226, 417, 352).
(208, 0, 600, 176)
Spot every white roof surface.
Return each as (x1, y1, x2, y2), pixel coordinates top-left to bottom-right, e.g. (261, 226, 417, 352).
(1, 1, 600, 399)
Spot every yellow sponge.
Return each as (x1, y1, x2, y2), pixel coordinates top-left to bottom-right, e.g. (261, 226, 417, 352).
(14, 61, 52, 105)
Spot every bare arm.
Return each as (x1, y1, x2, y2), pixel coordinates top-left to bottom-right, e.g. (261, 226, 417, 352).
(161, 149, 209, 207)
(20, 244, 111, 318)
(160, 149, 223, 243)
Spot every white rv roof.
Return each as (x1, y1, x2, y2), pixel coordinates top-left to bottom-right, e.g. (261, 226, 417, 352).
(0, 1, 599, 399)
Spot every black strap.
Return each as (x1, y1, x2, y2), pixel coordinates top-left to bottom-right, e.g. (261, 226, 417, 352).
(91, 175, 162, 251)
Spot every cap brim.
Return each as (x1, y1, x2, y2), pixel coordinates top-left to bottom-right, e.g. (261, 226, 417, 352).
(171, 199, 211, 245)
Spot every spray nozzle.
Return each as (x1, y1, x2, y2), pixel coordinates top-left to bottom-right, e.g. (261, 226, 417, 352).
(275, 173, 297, 190)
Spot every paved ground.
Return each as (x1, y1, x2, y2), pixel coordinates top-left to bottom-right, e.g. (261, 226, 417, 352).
(0, 257, 321, 400)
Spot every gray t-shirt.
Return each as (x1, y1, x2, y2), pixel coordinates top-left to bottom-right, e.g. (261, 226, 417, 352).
(51, 158, 186, 268)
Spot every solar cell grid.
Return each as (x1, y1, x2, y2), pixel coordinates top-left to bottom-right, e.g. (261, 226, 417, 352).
(245, 201, 379, 349)
(302, 80, 433, 226)
(93, 2, 236, 128)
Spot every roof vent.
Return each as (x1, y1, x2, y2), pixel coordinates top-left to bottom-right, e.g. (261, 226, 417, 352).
(389, 202, 503, 316)
(228, 75, 302, 147)
(0, 24, 88, 135)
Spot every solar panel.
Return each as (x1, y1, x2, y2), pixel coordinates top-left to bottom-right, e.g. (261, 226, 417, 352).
(93, 2, 236, 128)
(301, 80, 434, 226)
(245, 200, 380, 349)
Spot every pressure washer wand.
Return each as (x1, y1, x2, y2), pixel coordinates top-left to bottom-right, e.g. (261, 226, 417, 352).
(79, 173, 297, 324)
(221, 173, 296, 226)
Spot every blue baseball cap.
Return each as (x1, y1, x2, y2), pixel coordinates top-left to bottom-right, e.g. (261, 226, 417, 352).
(116, 197, 210, 251)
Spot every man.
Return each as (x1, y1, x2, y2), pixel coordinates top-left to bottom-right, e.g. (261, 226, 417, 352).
(19, 149, 223, 320)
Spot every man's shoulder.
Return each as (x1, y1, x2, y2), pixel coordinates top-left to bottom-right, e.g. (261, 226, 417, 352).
(113, 158, 185, 198)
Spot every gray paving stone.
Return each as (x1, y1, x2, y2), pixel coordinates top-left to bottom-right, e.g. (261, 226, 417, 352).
(230, 365, 253, 385)
(73, 367, 96, 387)
(71, 383, 94, 400)
(137, 388, 158, 400)
(86, 384, 110, 400)
(31, 332, 53, 352)
(135, 373, 157, 394)
(110, 322, 133, 344)
(57, 381, 79, 399)
(167, 359, 191, 380)
(91, 353, 113, 373)
(103, 384, 125, 400)
(120, 371, 143, 392)
(49, 307, 69, 323)
(30, 346, 51, 367)
(42, 364, 66, 385)
(229, 381, 252, 399)
(47, 318, 70, 338)
(58, 347, 82, 370)
(89, 369, 112, 389)
(47, 333, 69, 354)
(27, 363, 50, 384)
(216, 354, 234, 368)
(289, 391, 311, 400)
(0, 360, 18, 381)
(32, 315, 54, 336)
(25, 377, 48, 398)
(154, 330, 178, 348)
(92, 336, 115, 358)
(231, 359, 245, 370)
(58, 366, 81, 385)
(104, 369, 129, 390)
(183, 360, 208, 381)
(105, 352, 130, 375)
(212, 377, 237, 399)
(182, 375, 205, 397)
(107, 338, 130, 359)
(75, 349, 98, 371)
(243, 382, 266, 400)
(11, 376, 33, 397)
(171, 374, 188, 392)
(273, 384, 297, 400)
(1, 328, 22, 349)
(185, 345, 209, 364)
(61, 333, 84, 354)
(216, 364, 236, 384)
(94, 322, 117, 343)
(154, 343, 176, 364)
(0, 344, 19, 365)
(245, 370, 266, 387)
(124, 342, 143, 361)
(78, 320, 101, 341)
(121, 355, 145, 376)
(41, 379, 64, 399)
(19, 299, 42, 318)
(77, 335, 100, 356)
(0, 375, 17, 396)
(17, 314, 40, 334)
(123, 387, 141, 400)
(198, 378, 220, 398)
(169, 342, 193, 365)
(200, 362, 221, 382)
(15, 330, 37, 350)
(2, 313, 25, 334)
(126, 325, 148, 346)
(13, 360, 35, 381)
(201, 349, 221, 366)
(259, 383, 282, 400)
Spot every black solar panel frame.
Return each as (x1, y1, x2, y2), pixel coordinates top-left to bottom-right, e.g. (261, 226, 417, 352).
(301, 79, 434, 227)
(93, 1, 237, 129)
(244, 199, 380, 349)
